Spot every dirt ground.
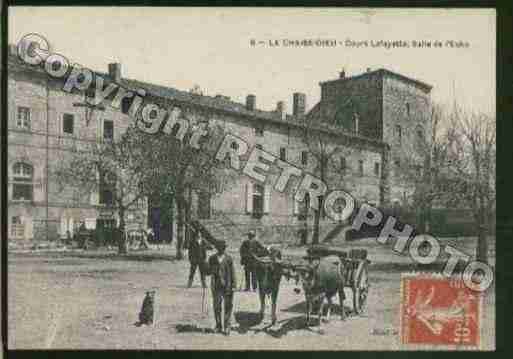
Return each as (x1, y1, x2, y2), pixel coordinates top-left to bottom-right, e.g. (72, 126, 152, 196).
(7, 237, 495, 350)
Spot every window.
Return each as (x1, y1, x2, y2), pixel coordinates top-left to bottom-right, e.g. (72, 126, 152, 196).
(340, 157, 347, 171)
(334, 108, 359, 134)
(299, 193, 310, 220)
(63, 113, 74, 134)
(280, 147, 286, 161)
(256, 144, 263, 150)
(395, 158, 401, 169)
(415, 165, 422, 177)
(99, 170, 115, 205)
(252, 184, 264, 218)
(198, 192, 211, 219)
(301, 151, 308, 165)
(230, 141, 239, 150)
(318, 195, 326, 218)
(374, 162, 380, 177)
(255, 124, 264, 137)
(395, 125, 402, 144)
(416, 126, 425, 146)
(17, 107, 31, 129)
(11, 216, 24, 238)
(103, 120, 114, 140)
(417, 129, 424, 140)
(12, 163, 33, 201)
(358, 160, 364, 176)
(406, 103, 410, 116)
(353, 112, 360, 134)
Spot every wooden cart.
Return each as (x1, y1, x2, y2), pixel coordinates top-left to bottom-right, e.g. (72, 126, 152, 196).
(306, 245, 371, 315)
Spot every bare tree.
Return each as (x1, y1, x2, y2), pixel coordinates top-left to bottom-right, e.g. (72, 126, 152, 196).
(398, 103, 455, 232)
(446, 106, 496, 263)
(399, 101, 495, 262)
(135, 108, 233, 259)
(54, 126, 147, 254)
(299, 117, 357, 244)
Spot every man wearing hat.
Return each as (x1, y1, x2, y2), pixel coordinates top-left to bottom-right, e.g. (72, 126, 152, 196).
(239, 230, 259, 291)
(187, 226, 210, 288)
(205, 240, 237, 335)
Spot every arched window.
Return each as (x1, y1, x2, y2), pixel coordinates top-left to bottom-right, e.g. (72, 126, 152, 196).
(12, 162, 33, 201)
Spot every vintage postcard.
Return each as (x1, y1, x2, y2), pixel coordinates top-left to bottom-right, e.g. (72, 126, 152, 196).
(6, 7, 495, 350)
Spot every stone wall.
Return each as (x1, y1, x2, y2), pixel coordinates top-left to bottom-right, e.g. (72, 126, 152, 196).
(7, 67, 146, 240)
(319, 72, 383, 139)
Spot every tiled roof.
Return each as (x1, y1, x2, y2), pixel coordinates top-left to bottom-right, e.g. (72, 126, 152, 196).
(8, 52, 387, 149)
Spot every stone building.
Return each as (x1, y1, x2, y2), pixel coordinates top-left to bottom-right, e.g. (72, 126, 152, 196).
(7, 46, 431, 241)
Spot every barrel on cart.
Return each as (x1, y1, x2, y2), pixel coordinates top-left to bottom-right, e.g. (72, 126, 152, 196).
(306, 245, 370, 315)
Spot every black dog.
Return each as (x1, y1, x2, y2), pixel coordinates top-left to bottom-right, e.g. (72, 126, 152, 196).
(137, 290, 156, 326)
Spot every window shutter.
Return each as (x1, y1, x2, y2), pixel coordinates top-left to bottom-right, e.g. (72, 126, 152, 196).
(24, 216, 34, 240)
(90, 170, 100, 205)
(60, 216, 68, 238)
(245, 183, 253, 214)
(68, 217, 74, 235)
(85, 218, 96, 230)
(293, 198, 299, 215)
(96, 118, 103, 140)
(263, 185, 271, 214)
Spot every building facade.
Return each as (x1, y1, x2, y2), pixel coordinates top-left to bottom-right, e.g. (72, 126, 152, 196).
(7, 46, 431, 241)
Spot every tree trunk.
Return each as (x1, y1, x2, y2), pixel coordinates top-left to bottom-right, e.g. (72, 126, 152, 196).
(312, 208, 321, 245)
(476, 225, 488, 264)
(118, 207, 128, 255)
(176, 198, 185, 260)
(184, 186, 192, 249)
(476, 195, 488, 264)
(312, 160, 327, 245)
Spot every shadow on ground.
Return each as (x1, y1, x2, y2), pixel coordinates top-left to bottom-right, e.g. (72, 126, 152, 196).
(175, 324, 216, 334)
(59, 251, 178, 262)
(261, 316, 318, 338)
(233, 303, 354, 339)
(234, 311, 263, 334)
(281, 300, 352, 317)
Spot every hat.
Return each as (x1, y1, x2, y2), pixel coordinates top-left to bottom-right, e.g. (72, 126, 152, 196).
(247, 230, 256, 238)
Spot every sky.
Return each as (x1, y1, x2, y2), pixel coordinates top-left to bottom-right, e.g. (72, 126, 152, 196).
(9, 7, 496, 115)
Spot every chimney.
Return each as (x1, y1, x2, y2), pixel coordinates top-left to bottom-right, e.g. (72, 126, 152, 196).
(8, 44, 18, 56)
(276, 101, 286, 120)
(246, 94, 256, 111)
(339, 69, 346, 79)
(293, 93, 306, 117)
(108, 63, 122, 83)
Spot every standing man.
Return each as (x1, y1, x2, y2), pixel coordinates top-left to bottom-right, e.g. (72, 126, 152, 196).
(205, 240, 236, 335)
(187, 227, 209, 288)
(240, 230, 258, 291)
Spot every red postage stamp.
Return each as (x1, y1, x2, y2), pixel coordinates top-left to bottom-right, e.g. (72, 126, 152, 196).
(400, 274, 482, 347)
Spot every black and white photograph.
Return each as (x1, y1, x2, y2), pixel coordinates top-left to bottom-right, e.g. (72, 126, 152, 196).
(5, 7, 496, 350)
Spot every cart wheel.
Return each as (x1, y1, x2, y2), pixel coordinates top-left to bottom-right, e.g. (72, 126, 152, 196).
(352, 261, 369, 315)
